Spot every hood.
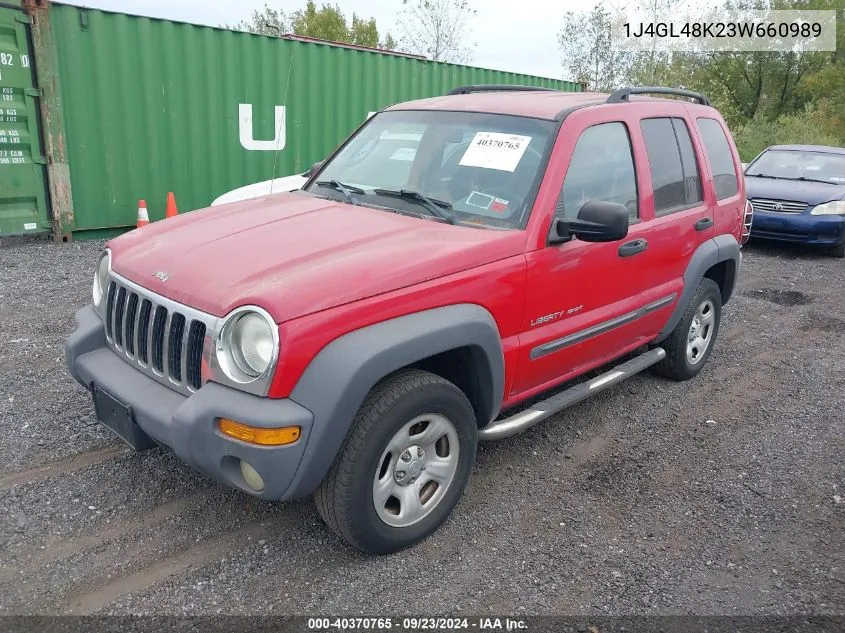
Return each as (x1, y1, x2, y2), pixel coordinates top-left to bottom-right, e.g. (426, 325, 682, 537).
(108, 192, 525, 323)
(210, 173, 308, 206)
(744, 175, 845, 207)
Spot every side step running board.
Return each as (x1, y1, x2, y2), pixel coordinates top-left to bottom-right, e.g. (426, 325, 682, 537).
(478, 347, 666, 441)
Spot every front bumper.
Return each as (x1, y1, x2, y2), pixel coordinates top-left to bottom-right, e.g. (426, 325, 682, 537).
(65, 305, 314, 500)
(750, 210, 845, 246)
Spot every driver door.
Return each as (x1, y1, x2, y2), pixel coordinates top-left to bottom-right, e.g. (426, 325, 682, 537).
(513, 120, 670, 396)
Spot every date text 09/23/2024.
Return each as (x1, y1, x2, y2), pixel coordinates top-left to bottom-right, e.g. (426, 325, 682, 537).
(307, 618, 528, 631)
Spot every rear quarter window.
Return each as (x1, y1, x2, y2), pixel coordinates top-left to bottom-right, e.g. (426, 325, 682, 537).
(696, 118, 739, 200)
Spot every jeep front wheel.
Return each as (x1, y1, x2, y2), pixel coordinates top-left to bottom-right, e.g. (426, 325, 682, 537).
(313, 369, 477, 554)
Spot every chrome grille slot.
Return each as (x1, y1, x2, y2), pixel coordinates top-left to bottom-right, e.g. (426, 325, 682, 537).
(186, 321, 206, 391)
(105, 282, 116, 340)
(125, 293, 139, 356)
(151, 306, 167, 373)
(168, 314, 186, 382)
(137, 299, 152, 364)
(750, 198, 808, 214)
(101, 273, 214, 396)
(114, 286, 127, 348)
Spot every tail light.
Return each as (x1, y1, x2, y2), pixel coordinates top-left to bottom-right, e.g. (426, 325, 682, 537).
(740, 200, 753, 245)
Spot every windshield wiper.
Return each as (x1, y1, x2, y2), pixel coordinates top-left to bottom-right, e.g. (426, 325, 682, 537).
(795, 176, 834, 185)
(749, 173, 833, 185)
(316, 180, 365, 205)
(372, 188, 457, 225)
(747, 173, 788, 180)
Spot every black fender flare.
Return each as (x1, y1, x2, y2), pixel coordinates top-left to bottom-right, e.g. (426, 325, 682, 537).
(282, 304, 505, 499)
(656, 234, 741, 341)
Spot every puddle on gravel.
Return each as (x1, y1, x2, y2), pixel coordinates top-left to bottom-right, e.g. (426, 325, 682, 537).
(743, 288, 811, 306)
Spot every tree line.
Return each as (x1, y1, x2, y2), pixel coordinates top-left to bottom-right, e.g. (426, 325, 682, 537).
(232, 0, 475, 62)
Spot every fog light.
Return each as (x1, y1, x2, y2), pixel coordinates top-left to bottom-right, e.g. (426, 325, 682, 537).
(218, 418, 301, 446)
(240, 460, 265, 492)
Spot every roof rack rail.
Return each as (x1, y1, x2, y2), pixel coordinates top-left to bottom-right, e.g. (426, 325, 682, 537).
(607, 86, 711, 106)
(447, 84, 558, 96)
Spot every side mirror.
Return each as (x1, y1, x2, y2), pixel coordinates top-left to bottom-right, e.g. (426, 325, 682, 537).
(305, 160, 325, 178)
(550, 200, 629, 244)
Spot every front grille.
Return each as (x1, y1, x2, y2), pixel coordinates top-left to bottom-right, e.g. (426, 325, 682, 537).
(750, 198, 808, 214)
(104, 276, 211, 392)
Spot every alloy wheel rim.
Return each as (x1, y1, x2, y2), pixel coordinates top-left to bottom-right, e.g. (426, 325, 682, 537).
(372, 413, 460, 528)
(686, 299, 715, 365)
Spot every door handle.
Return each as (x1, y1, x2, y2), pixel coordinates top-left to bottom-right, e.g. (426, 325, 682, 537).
(618, 238, 648, 257)
(695, 217, 714, 231)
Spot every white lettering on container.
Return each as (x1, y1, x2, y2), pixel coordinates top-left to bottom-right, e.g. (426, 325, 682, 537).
(238, 103, 286, 151)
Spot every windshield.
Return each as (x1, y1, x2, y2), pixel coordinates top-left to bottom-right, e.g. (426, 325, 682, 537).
(304, 110, 557, 229)
(746, 149, 845, 185)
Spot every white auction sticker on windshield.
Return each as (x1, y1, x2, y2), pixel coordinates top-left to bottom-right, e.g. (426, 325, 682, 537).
(390, 147, 417, 161)
(459, 132, 532, 172)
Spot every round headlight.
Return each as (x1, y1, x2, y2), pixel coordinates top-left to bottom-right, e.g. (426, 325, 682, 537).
(217, 308, 277, 383)
(231, 313, 274, 376)
(92, 250, 111, 307)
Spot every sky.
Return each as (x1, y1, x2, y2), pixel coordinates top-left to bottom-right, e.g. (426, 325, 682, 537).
(53, 0, 587, 80)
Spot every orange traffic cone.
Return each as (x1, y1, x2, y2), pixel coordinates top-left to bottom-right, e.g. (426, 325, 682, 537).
(136, 200, 150, 228)
(165, 192, 179, 219)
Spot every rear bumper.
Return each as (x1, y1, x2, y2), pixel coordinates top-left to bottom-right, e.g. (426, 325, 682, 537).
(750, 210, 845, 246)
(65, 305, 314, 500)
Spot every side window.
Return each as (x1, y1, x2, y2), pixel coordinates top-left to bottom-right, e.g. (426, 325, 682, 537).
(697, 117, 739, 200)
(672, 119, 703, 205)
(641, 117, 702, 215)
(560, 122, 638, 220)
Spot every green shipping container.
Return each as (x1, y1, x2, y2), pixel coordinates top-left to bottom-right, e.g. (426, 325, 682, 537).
(0, 1, 50, 237)
(3, 1, 581, 239)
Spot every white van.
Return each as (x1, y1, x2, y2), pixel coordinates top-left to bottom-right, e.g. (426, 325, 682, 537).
(211, 172, 309, 206)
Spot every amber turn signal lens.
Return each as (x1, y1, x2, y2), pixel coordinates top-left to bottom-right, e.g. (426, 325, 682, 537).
(217, 419, 301, 446)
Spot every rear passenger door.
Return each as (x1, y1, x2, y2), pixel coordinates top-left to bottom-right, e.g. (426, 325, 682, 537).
(694, 116, 743, 238)
(633, 115, 714, 300)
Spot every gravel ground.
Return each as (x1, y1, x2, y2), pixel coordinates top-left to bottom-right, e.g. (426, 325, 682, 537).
(0, 235, 843, 616)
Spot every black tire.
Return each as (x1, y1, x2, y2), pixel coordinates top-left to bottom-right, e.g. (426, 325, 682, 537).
(313, 369, 477, 554)
(654, 277, 722, 381)
(829, 241, 845, 259)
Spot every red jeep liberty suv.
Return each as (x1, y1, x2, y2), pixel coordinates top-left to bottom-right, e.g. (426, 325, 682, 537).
(66, 86, 750, 554)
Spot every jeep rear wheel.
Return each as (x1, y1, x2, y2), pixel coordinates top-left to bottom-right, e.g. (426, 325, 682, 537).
(313, 369, 477, 554)
(655, 277, 722, 381)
